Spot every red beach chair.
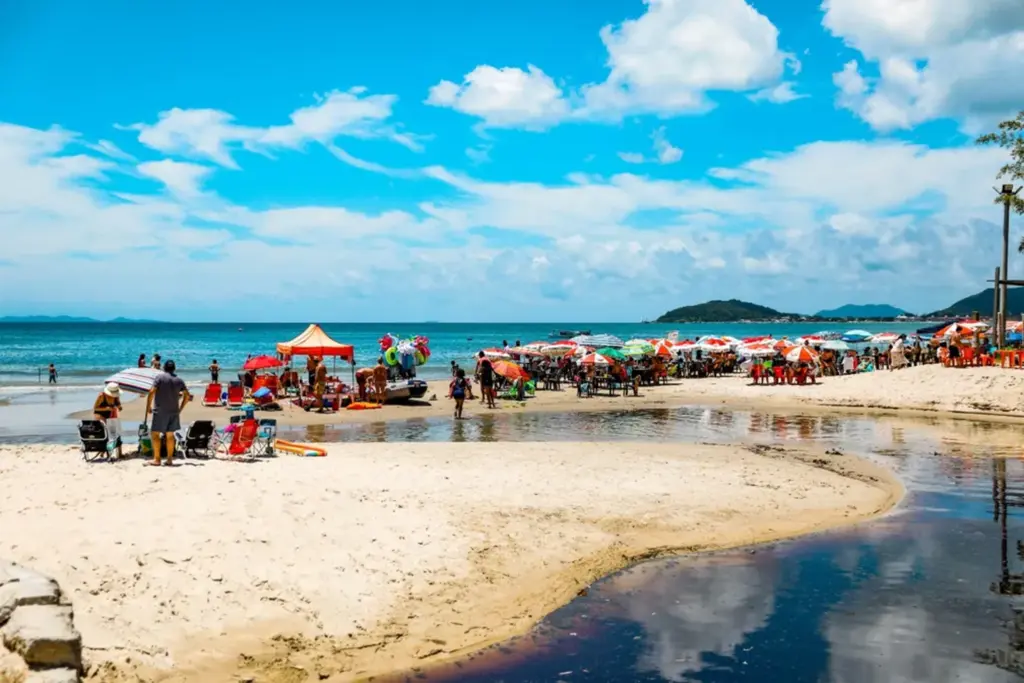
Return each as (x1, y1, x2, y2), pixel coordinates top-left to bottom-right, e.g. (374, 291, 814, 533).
(202, 383, 223, 407)
(226, 385, 244, 407)
(217, 418, 259, 460)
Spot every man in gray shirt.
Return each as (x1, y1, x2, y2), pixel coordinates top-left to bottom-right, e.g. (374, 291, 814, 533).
(144, 360, 191, 466)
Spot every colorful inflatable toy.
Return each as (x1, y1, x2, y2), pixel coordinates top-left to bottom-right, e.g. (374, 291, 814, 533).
(379, 334, 431, 368)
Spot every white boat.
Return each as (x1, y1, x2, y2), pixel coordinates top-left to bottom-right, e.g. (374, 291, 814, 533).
(385, 379, 428, 402)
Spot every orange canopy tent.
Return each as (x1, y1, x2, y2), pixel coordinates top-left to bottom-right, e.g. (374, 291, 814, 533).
(276, 324, 354, 362)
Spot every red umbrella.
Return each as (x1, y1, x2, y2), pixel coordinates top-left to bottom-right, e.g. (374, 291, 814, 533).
(243, 355, 283, 371)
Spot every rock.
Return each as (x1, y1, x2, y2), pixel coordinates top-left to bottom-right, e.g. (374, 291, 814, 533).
(0, 577, 62, 626)
(2, 605, 81, 670)
(26, 668, 79, 683)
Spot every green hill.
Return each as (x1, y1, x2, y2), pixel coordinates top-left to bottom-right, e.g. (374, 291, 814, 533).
(656, 299, 790, 323)
(815, 304, 910, 318)
(929, 288, 1024, 317)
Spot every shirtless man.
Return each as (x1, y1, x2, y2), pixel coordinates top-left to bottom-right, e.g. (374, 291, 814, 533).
(373, 357, 388, 404)
(307, 358, 328, 412)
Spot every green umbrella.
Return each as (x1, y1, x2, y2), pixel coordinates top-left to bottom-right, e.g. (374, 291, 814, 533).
(597, 347, 627, 361)
(623, 342, 654, 357)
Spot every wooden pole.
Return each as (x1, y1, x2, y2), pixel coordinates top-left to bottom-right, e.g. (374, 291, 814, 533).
(994, 267, 1002, 347)
(1002, 197, 1011, 346)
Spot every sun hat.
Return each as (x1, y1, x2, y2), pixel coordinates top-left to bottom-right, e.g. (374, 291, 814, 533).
(103, 382, 121, 397)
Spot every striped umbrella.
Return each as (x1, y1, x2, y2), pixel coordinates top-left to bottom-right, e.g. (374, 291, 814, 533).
(481, 348, 511, 359)
(700, 337, 731, 352)
(104, 367, 163, 394)
(739, 342, 775, 357)
(571, 334, 625, 348)
(868, 332, 899, 344)
(623, 341, 655, 357)
(579, 352, 612, 366)
(785, 346, 819, 364)
(933, 323, 975, 339)
(597, 347, 628, 361)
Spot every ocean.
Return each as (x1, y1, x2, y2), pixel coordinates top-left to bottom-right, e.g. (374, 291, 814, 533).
(0, 321, 927, 392)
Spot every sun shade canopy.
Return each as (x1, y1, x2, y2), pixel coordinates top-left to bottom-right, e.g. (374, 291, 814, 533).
(276, 324, 354, 361)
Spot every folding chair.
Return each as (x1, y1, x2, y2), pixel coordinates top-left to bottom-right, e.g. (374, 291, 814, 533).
(176, 420, 216, 459)
(78, 420, 110, 462)
(226, 384, 244, 407)
(216, 418, 259, 461)
(253, 418, 277, 456)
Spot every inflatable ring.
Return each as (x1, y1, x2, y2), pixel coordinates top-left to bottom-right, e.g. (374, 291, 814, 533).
(384, 346, 399, 366)
(414, 350, 426, 365)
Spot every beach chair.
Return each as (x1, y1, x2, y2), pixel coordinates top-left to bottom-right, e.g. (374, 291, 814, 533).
(226, 384, 244, 407)
(175, 420, 216, 459)
(253, 418, 277, 456)
(202, 382, 223, 406)
(78, 420, 110, 462)
(216, 418, 259, 461)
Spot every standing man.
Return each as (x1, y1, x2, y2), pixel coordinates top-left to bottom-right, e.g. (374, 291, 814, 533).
(209, 359, 220, 383)
(310, 357, 328, 412)
(373, 357, 388, 404)
(47, 363, 57, 384)
(144, 360, 190, 467)
(306, 355, 318, 387)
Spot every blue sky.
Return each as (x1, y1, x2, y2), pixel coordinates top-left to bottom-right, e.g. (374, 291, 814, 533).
(1, 0, 1022, 321)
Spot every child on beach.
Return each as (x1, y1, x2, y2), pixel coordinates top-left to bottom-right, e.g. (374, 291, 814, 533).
(448, 369, 473, 419)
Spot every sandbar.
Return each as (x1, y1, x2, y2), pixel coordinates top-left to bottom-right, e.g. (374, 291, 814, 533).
(0, 441, 900, 682)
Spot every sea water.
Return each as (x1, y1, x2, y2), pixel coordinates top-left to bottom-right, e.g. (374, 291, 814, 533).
(0, 321, 925, 391)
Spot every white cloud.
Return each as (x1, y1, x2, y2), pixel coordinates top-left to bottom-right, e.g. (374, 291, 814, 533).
(618, 127, 683, 165)
(823, 0, 1024, 131)
(137, 159, 213, 198)
(0, 116, 1015, 319)
(748, 81, 806, 104)
(427, 0, 798, 129)
(465, 144, 492, 164)
(425, 65, 570, 129)
(126, 88, 423, 168)
(652, 127, 683, 164)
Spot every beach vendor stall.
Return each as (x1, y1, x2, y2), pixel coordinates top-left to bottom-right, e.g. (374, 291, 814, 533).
(276, 324, 356, 407)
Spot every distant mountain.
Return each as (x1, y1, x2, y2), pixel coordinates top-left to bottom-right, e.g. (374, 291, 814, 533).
(929, 288, 1024, 318)
(814, 304, 911, 318)
(0, 315, 158, 323)
(656, 299, 791, 323)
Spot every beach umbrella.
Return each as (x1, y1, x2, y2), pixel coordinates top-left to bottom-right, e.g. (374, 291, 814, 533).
(243, 355, 283, 371)
(624, 338, 653, 347)
(795, 335, 824, 346)
(785, 346, 819, 364)
(490, 360, 530, 382)
(700, 337, 730, 352)
(104, 367, 162, 394)
(868, 332, 899, 344)
(540, 344, 574, 357)
(481, 348, 511, 359)
(823, 340, 850, 351)
(743, 335, 772, 344)
(624, 340, 655, 356)
(932, 322, 975, 338)
(597, 347, 627, 361)
(739, 342, 775, 357)
(571, 333, 624, 348)
(579, 352, 612, 366)
(508, 346, 544, 357)
(841, 329, 872, 342)
(721, 336, 741, 346)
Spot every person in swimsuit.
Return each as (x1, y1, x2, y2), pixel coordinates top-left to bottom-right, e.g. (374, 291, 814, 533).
(151, 354, 162, 370)
(209, 359, 220, 383)
(144, 360, 190, 466)
(306, 356, 318, 387)
(307, 358, 328, 412)
(372, 358, 388, 404)
(93, 382, 124, 459)
(448, 369, 472, 419)
(477, 352, 496, 409)
(138, 354, 146, 369)
(47, 363, 57, 384)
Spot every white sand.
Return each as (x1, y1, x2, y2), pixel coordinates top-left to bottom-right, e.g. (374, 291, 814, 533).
(662, 364, 1024, 417)
(0, 442, 899, 682)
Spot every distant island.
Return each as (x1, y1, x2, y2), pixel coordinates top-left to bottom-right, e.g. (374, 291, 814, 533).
(0, 315, 159, 323)
(655, 299, 931, 324)
(814, 304, 911, 318)
(656, 299, 796, 323)
(928, 288, 1024, 318)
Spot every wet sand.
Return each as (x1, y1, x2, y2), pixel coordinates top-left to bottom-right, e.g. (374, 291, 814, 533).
(0, 442, 900, 682)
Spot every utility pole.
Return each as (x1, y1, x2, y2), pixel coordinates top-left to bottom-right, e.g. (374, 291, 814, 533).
(996, 184, 1022, 348)
(995, 267, 1002, 345)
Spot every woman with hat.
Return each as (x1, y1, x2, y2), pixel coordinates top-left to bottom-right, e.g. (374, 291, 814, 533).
(93, 382, 124, 459)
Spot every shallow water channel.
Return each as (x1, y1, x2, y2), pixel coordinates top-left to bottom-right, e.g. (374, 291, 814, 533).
(357, 408, 1024, 683)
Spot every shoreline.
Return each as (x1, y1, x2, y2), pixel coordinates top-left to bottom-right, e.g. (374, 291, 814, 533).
(0, 442, 901, 683)
(58, 365, 1024, 433)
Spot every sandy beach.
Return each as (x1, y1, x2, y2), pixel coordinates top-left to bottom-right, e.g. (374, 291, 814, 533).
(0, 442, 899, 682)
(69, 365, 1024, 433)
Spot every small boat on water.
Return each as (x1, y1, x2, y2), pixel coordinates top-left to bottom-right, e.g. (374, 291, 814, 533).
(549, 329, 591, 339)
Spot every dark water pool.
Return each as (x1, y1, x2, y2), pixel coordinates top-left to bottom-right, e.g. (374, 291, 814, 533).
(372, 418, 1024, 683)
